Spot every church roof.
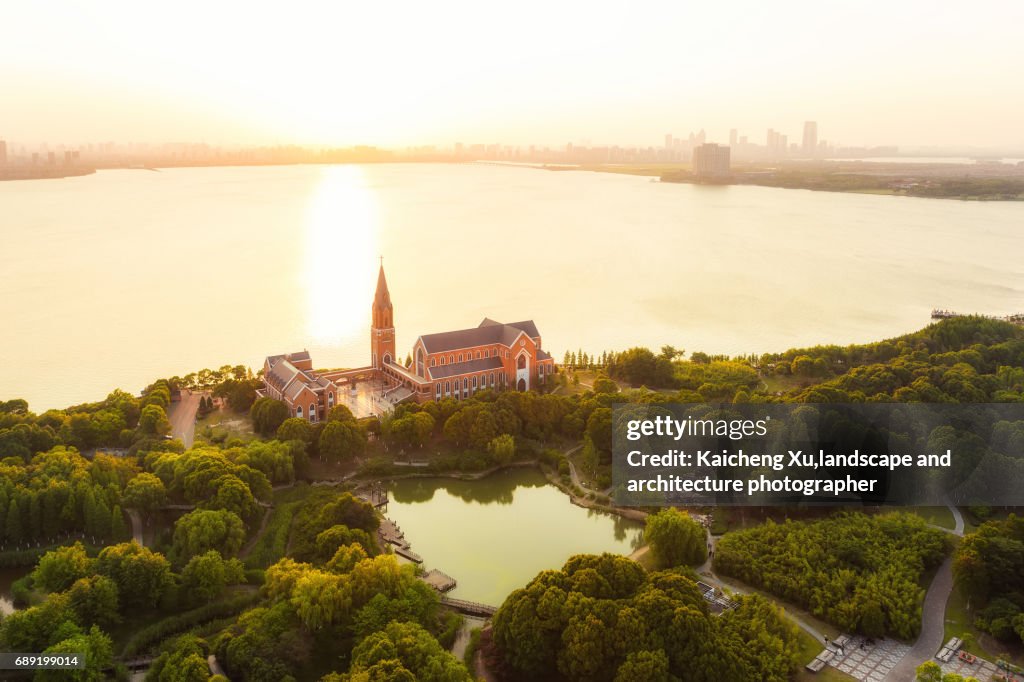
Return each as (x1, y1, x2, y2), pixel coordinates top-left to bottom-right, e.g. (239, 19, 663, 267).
(428, 356, 504, 380)
(419, 318, 540, 354)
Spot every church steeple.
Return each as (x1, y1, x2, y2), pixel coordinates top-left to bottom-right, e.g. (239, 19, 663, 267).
(372, 262, 393, 328)
(370, 261, 395, 369)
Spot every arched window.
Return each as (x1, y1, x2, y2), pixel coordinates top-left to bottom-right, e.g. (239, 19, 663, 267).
(417, 348, 425, 377)
(328, 392, 334, 406)
(490, 372, 495, 386)
(458, 354, 463, 362)
(473, 376, 478, 389)
(517, 354, 527, 369)
(463, 378, 468, 392)
(309, 403, 316, 422)
(435, 383, 441, 399)
(440, 356, 446, 365)
(449, 355, 454, 364)
(430, 358, 435, 367)
(296, 405, 303, 419)
(475, 351, 481, 359)
(445, 381, 450, 395)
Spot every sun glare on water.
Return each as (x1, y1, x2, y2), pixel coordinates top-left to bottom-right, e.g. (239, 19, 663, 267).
(304, 166, 378, 343)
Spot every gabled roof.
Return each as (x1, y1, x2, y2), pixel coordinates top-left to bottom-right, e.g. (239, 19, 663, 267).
(428, 356, 504, 380)
(419, 318, 540, 354)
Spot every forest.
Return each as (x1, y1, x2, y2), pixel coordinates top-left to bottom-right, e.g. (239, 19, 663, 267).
(488, 553, 802, 682)
(712, 512, 949, 639)
(0, 316, 1021, 679)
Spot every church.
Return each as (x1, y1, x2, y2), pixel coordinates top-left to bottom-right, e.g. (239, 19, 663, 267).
(260, 264, 555, 420)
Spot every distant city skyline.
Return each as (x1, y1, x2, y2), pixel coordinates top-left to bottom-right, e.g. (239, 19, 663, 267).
(2, 1, 1022, 150)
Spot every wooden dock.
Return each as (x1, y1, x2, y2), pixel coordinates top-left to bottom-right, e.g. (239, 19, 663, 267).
(357, 483, 389, 509)
(421, 569, 457, 592)
(394, 546, 423, 563)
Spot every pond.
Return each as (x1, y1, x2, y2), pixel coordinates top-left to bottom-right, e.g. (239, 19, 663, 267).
(385, 467, 644, 606)
(0, 566, 30, 616)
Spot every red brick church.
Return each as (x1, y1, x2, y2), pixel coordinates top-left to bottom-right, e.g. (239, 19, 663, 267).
(260, 264, 554, 419)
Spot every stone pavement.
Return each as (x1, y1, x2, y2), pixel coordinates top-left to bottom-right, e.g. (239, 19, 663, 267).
(940, 652, 1004, 680)
(830, 636, 911, 682)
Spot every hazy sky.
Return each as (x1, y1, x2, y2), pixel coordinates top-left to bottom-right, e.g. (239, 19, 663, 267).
(2, 1, 1022, 149)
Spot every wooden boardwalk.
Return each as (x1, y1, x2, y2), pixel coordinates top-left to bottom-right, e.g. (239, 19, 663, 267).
(422, 569, 457, 592)
(441, 596, 498, 617)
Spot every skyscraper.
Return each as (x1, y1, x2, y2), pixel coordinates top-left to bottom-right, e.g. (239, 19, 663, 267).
(802, 121, 818, 156)
(692, 143, 731, 178)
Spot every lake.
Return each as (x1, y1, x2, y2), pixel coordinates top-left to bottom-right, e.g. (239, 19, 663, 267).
(1, 163, 1022, 410)
(385, 468, 643, 605)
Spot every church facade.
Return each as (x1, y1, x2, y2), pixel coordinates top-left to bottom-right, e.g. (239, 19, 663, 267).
(372, 264, 555, 403)
(260, 264, 555, 419)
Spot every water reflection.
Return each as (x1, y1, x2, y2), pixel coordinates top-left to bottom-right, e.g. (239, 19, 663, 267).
(390, 468, 547, 505)
(384, 468, 644, 604)
(304, 165, 378, 344)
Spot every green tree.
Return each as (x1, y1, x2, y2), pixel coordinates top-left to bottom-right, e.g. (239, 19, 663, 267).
(201, 474, 258, 520)
(122, 472, 168, 519)
(318, 420, 366, 463)
(38, 625, 113, 682)
(592, 374, 619, 394)
(250, 397, 289, 437)
(95, 542, 171, 610)
(487, 433, 516, 466)
(644, 508, 707, 568)
(138, 404, 172, 436)
(111, 505, 128, 541)
(276, 417, 313, 444)
(180, 551, 245, 605)
(147, 633, 211, 682)
(172, 508, 246, 562)
(5, 497, 22, 546)
(32, 542, 93, 592)
(67, 575, 120, 627)
(614, 650, 672, 682)
(347, 621, 471, 682)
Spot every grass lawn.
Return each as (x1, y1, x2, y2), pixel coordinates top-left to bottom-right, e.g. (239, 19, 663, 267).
(194, 407, 257, 444)
(945, 582, 1024, 668)
(906, 506, 956, 530)
(760, 374, 819, 395)
(794, 628, 857, 682)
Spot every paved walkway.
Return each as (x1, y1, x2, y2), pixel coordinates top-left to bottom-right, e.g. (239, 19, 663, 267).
(883, 557, 954, 681)
(832, 636, 912, 681)
(126, 508, 144, 546)
(166, 389, 200, 447)
(883, 503, 963, 681)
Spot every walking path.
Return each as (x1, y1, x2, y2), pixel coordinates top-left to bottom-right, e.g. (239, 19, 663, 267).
(882, 503, 965, 681)
(126, 509, 144, 546)
(884, 558, 954, 681)
(166, 390, 200, 448)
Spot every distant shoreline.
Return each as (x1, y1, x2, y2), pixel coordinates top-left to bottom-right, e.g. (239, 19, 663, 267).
(6, 160, 1024, 200)
(539, 161, 1024, 201)
(0, 167, 97, 182)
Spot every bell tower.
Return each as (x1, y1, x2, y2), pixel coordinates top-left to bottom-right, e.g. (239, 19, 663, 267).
(371, 260, 395, 369)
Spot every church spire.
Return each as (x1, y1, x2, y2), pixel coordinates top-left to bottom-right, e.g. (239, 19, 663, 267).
(374, 261, 391, 309)
(370, 259, 395, 369)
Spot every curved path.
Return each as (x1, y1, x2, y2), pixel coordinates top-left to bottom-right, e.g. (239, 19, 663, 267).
(697, 530, 829, 645)
(126, 508, 144, 546)
(166, 389, 200, 448)
(883, 504, 965, 681)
